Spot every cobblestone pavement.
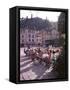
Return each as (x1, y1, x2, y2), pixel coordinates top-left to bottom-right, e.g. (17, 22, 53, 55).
(20, 56, 58, 80)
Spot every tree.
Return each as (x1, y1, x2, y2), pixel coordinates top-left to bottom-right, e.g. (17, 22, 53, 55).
(58, 12, 65, 33)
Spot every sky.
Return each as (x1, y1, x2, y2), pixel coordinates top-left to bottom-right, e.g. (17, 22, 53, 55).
(20, 10, 61, 22)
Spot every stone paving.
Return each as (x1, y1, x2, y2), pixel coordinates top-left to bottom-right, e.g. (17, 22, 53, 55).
(20, 48, 57, 80)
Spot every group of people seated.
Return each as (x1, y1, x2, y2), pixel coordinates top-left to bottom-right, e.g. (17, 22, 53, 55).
(24, 46, 62, 68)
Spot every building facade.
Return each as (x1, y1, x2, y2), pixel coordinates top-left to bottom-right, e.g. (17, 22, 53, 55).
(20, 17, 59, 47)
(20, 28, 59, 47)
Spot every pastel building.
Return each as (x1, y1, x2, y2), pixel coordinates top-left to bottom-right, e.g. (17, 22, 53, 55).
(20, 29, 43, 46)
(20, 28, 59, 47)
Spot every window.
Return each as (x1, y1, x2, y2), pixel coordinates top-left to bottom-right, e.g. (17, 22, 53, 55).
(29, 34, 31, 38)
(32, 35, 34, 38)
(29, 39, 31, 41)
(32, 39, 34, 42)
